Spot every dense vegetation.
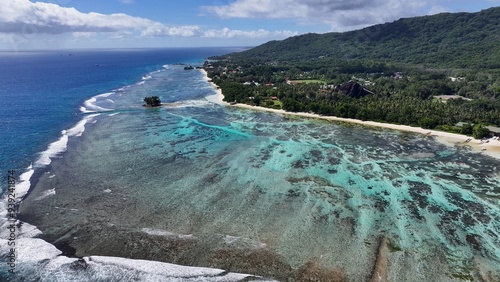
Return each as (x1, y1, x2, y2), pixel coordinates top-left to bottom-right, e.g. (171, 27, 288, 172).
(205, 7, 500, 138)
(215, 7, 500, 69)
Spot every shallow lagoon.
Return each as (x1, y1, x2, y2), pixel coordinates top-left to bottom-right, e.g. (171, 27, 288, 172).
(19, 66, 500, 281)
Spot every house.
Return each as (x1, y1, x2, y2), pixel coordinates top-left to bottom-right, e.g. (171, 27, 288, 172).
(449, 77, 465, 82)
(455, 122, 474, 127)
(393, 72, 403, 79)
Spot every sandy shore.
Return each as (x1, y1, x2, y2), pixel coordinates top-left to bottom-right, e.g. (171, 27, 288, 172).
(200, 69, 500, 160)
(201, 69, 229, 106)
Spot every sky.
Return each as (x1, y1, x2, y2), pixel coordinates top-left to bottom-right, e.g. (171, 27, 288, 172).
(0, 0, 499, 50)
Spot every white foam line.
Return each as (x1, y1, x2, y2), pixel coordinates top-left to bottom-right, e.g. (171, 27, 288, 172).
(34, 188, 56, 201)
(80, 106, 92, 113)
(38, 114, 99, 164)
(13, 114, 100, 201)
(15, 164, 36, 200)
(0, 237, 274, 281)
(34, 134, 66, 169)
(163, 100, 212, 109)
(82, 97, 114, 113)
(141, 228, 195, 239)
(0, 238, 61, 262)
(65, 114, 98, 137)
(95, 92, 114, 98)
(90, 256, 252, 279)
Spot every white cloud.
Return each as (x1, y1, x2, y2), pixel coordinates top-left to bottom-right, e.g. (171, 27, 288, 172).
(0, 0, 158, 34)
(119, 0, 135, 4)
(141, 25, 202, 37)
(0, 0, 200, 37)
(0, 0, 298, 43)
(203, 0, 428, 31)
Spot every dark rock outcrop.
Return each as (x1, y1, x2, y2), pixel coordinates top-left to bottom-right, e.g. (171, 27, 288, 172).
(336, 81, 374, 98)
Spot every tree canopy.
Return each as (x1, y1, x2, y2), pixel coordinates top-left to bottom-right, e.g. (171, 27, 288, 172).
(204, 7, 500, 138)
(213, 7, 500, 69)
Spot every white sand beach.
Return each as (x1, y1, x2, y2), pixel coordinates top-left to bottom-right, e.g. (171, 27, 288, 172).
(200, 69, 228, 105)
(201, 69, 500, 160)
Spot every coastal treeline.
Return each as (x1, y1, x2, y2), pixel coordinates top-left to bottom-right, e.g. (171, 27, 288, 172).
(205, 59, 499, 138)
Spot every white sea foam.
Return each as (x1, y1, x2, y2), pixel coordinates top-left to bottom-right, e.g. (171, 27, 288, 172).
(0, 237, 271, 281)
(16, 221, 43, 239)
(163, 99, 212, 109)
(96, 92, 114, 98)
(163, 64, 169, 69)
(15, 164, 35, 200)
(65, 114, 98, 137)
(141, 228, 195, 239)
(83, 96, 114, 113)
(89, 256, 259, 280)
(35, 135, 68, 168)
(0, 220, 41, 243)
(224, 235, 267, 250)
(34, 114, 99, 168)
(142, 75, 152, 80)
(0, 238, 61, 262)
(136, 81, 145, 85)
(19, 112, 99, 209)
(34, 188, 56, 201)
(0, 109, 95, 225)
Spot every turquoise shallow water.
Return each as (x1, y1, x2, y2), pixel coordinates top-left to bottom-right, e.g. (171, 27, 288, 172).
(16, 66, 500, 281)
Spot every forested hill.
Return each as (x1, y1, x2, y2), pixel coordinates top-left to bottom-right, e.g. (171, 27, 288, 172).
(222, 7, 500, 68)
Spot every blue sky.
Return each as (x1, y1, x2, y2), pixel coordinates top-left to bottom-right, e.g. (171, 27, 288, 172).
(1, 0, 499, 50)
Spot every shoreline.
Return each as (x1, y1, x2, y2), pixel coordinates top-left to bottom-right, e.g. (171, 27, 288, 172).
(201, 69, 500, 160)
(9, 67, 499, 281)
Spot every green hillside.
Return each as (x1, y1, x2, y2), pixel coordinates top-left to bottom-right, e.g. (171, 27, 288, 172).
(223, 7, 500, 68)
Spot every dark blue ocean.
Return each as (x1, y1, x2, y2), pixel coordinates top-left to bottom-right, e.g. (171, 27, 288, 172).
(0, 47, 242, 193)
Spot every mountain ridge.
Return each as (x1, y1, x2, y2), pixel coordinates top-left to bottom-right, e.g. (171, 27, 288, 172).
(220, 7, 500, 68)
